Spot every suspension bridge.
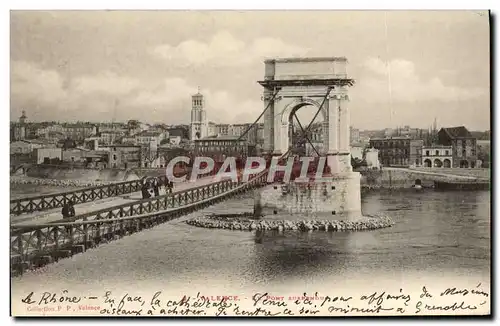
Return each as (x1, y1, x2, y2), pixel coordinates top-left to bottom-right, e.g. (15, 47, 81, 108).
(11, 56, 485, 277)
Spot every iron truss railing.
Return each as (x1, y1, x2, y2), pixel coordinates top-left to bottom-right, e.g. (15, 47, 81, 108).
(10, 176, 167, 216)
(10, 172, 269, 276)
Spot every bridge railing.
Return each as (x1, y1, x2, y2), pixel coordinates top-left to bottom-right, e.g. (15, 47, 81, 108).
(10, 172, 269, 271)
(50, 178, 237, 224)
(10, 176, 168, 216)
(12, 176, 245, 231)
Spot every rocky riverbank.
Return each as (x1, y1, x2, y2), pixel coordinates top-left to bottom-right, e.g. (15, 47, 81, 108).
(361, 184, 433, 191)
(10, 176, 113, 188)
(186, 213, 394, 232)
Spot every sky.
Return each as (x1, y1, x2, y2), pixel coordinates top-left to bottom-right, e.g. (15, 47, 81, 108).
(10, 10, 490, 130)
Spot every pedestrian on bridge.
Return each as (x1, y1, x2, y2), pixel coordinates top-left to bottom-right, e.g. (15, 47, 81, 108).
(61, 200, 76, 219)
(61, 200, 76, 235)
(153, 178, 160, 197)
(141, 182, 151, 200)
(163, 177, 172, 194)
(168, 179, 174, 193)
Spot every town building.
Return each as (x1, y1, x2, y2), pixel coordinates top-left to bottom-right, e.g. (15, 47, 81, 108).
(169, 136, 182, 146)
(384, 128, 395, 137)
(120, 136, 136, 145)
(194, 136, 255, 162)
(477, 140, 490, 168)
(369, 136, 424, 167)
(167, 126, 190, 141)
(10, 139, 57, 154)
(99, 130, 125, 146)
(35, 148, 62, 164)
(422, 146, 453, 168)
(213, 124, 230, 136)
(207, 121, 217, 137)
(97, 122, 128, 133)
(350, 127, 360, 144)
(302, 123, 323, 156)
(11, 111, 28, 141)
(134, 130, 168, 148)
(190, 88, 208, 140)
(437, 126, 478, 168)
(365, 148, 381, 169)
(108, 144, 162, 169)
(83, 138, 101, 150)
(350, 144, 364, 160)
(60, 138, 78, 150)
(10, 140, 35, 154)
(207, 123, 263, 148)
(62, 148, 90, 164)
(36, 123, 97, 140)
(62, 123, 97, 140)
(108, 145, 142, 169)
(82, 151, 109, 169)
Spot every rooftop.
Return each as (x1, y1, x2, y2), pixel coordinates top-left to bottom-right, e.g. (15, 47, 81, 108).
(440, 126, 473, 139)
(197, 135, 245, 141)
(63, 147, 90, 152)
(423, 145, 453, 149)
(136, 131, 163, 137)
(23, 139, 57, 145)
(264, 57, 348, 64)
(370, 136, 411, 141)
(258, 78, 354, 88)
(100, 130, 125, 134)
(63, 124, 96, 129)
(110, 144, 142, 148)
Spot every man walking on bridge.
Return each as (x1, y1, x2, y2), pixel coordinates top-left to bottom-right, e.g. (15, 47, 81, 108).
(165, 177, 173, 194)
(141, 182, 151, 200)
(62, 200, 75, 219)
(153, 178, 160, 197)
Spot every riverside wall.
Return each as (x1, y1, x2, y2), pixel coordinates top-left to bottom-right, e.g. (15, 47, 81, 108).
(10, 164, 489, 190)
(358, 168, 489, 189)
(358, 169, 428, 189)
(11, 165, 141, 188)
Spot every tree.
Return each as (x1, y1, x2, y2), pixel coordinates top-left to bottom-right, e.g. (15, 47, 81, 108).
(351, 156, 367, 169)
(478, 151, 490, 168)
(127, 120, 140, 130)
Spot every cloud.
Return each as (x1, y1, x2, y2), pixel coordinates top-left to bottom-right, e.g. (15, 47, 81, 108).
(72, 72, 142, 96)
(356, 57, 487, 102)
(151, 31, 310, 67)
(11, 61, 68, 106)
(10, 60, 263, 124)
(129, 78, 263, 124)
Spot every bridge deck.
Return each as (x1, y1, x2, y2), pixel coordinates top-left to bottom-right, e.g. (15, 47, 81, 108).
(9, 177, 154, 216)
(10, 172, 269, 276)
(11, 176, 220, 227)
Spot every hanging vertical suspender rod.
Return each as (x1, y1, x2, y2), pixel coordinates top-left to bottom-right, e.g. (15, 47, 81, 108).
(237, 87, 281, 142)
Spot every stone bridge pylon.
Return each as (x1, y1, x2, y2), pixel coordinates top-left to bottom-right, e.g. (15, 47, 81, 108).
(256, 57, 363, 221)
(258, 57, 355, 173)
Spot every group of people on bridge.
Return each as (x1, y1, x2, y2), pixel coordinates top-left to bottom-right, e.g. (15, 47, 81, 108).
(141, 176, 173, 200)
(58, 177, 173, 220)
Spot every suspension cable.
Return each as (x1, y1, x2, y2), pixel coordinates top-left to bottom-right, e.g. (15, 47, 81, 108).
(293, 113, 320, 156)
(236, 87, 281, 142)
(293, 86, 333, 149)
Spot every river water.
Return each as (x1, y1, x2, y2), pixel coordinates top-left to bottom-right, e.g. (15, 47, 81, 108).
(11, 190, 490, 315)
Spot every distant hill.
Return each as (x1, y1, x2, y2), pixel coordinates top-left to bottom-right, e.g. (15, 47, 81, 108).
(470, 130, 490, 140)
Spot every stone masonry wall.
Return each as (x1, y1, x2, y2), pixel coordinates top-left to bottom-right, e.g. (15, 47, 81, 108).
(256, 173, 362, 220)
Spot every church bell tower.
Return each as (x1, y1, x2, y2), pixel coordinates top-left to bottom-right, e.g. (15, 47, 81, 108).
(190, 87, 208, 140)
